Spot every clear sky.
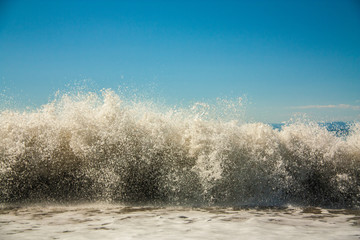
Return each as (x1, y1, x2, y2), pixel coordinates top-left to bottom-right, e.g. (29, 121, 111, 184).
(1, 0, 360, 122)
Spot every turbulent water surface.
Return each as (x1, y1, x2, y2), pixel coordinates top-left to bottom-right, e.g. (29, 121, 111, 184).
(0, 90, 359, 238)
(1, 204, 360, 240)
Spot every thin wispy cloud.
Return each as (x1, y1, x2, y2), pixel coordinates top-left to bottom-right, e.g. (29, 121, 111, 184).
(292, 104, 360, 110)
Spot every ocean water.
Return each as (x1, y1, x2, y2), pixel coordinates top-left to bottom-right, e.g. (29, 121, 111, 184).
(1, 204, 360, 240)
(0, 90, 359, 239)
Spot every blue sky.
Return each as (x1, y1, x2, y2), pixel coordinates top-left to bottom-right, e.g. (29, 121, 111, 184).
(0, 0, 359, 122)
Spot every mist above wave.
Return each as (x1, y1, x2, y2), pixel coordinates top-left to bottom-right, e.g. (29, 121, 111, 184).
(0, 90, 359, 208)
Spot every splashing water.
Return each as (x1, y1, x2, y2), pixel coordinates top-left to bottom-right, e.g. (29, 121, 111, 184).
(0, 90, 359, 208)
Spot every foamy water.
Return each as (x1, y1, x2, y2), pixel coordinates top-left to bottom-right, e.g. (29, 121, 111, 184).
(0, 90, 359, 208)
(1, 90, 360, 239)
(1, 204, 360, 240)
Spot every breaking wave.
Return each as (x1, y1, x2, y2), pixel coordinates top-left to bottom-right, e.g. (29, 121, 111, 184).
(0, 90, 359, 208)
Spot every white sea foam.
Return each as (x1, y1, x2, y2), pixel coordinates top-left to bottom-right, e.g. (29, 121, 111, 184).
(0, 90, 359, 208)
(1, 205, 359, 240)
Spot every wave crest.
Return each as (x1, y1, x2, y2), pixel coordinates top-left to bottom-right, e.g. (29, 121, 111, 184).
(1, 90, 359, 208)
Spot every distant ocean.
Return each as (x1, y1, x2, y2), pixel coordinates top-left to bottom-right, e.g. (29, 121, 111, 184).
(1, 90, 359, 239)
(271, 121, 352, 137)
